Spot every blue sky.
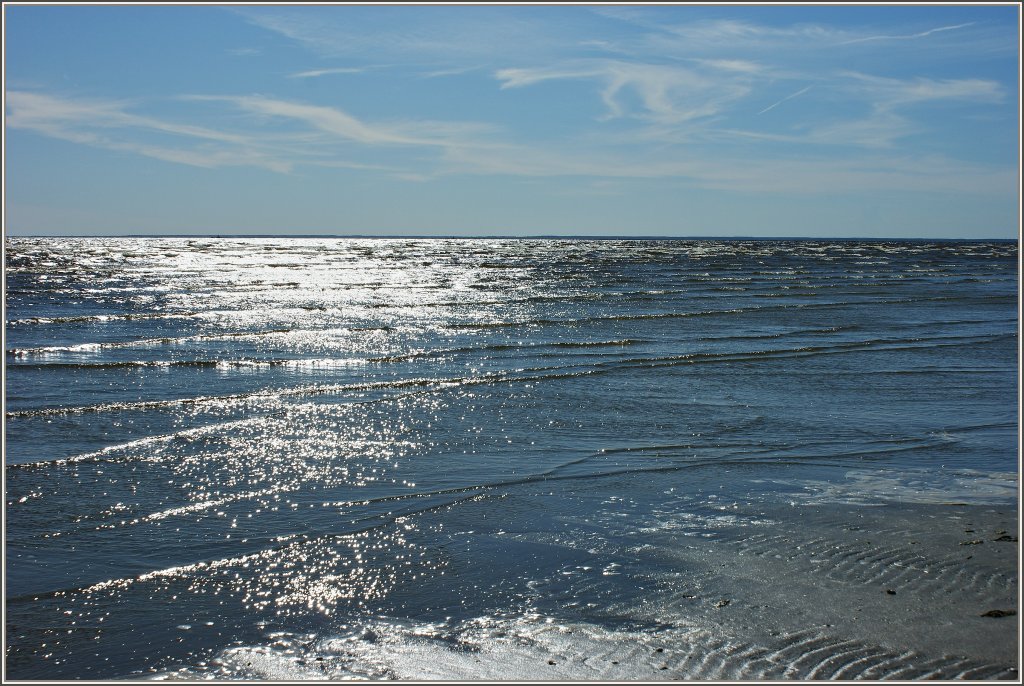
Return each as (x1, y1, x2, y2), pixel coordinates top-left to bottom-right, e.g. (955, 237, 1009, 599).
(4, 3, 1020, 237)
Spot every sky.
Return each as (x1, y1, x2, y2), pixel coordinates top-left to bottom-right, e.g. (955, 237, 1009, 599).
(3, 3, 1020, 238)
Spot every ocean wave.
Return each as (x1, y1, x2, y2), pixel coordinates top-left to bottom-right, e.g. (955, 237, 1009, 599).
(6, 328, 298, 355)
(7, 332, 1012, 419)
(5, 357, 371, 371)
(367, 339, 642, 363)
(6, 311, 201, 326)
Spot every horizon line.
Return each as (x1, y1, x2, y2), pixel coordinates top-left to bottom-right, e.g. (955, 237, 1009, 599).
(4, 233, 1018, 242)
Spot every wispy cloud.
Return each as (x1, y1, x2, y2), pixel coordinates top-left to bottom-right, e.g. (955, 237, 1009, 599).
(591, 9, 1009, 64)
(239, 4, 1010, 161)
(237, 6, 591, 65)
(4, 90, 288, 172)
(497, 59, 752, 124)
(723, 69, 1006, 150)
(421, 65, 483, 79)
(7, 89, 509, 181)
(6, 91, 362, 174)
(288, 67, 366, 79)
(659, 18, 978, 51)
(438, 136, 1014, 196)
(691, 58, 767, 74)
(804, 110, 916, 149)
(615, 17, 849, 58)
(807, 73, 1005, 148)
(840, 71, 1005, 106)
(715, 112, 914, 150)
(190, 95, 494, 149)
(7, 91, 250, 145)
(6, 25, 1013, 202)
(663, 19, 837, 47)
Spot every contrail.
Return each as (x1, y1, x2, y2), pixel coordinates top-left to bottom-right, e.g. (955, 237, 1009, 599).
(757, 85, 813, 115)
(838, 22, 975, 46)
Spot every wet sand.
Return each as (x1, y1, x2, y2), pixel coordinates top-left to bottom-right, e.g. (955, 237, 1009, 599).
(155, 463, 1019, 681)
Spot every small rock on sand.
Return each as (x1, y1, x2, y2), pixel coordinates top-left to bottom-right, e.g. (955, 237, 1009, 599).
(980, 609, 1016, 618)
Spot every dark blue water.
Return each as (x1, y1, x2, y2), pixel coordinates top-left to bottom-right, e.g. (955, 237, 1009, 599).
(5, 238, 1019, 680)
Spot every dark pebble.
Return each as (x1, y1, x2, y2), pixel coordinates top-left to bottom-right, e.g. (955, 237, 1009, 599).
(981, 609, 1016, 618)
(886, 589, 896, 595)
(548, 660, 556, 665)
(655, 648, 664, 653)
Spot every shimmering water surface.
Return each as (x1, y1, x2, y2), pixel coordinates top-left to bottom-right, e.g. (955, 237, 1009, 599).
(4, 237, 1019, 680)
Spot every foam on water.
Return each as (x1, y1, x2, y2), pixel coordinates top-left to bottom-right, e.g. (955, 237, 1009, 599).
(778, 468, 1019, 506)
(151, 612, 1019, 681)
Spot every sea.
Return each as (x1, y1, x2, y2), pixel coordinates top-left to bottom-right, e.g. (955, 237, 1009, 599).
(4, 236, 1019, 681)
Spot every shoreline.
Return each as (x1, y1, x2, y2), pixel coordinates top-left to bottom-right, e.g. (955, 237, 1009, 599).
(147, 466, 1020, 681)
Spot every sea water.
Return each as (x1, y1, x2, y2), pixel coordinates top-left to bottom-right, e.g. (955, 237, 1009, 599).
(4, 237, 1018, 680)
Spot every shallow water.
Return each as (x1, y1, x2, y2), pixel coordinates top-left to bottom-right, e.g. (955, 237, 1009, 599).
(4, 237, 1019, 679)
